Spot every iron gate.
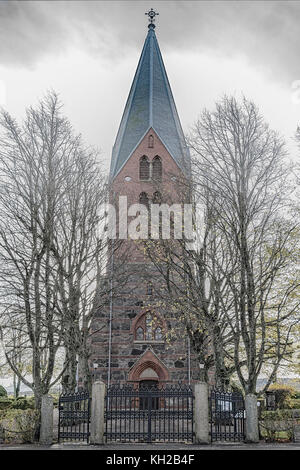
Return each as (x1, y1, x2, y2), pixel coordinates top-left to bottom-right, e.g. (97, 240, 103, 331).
(210, 389, 245, 442)
(105, 384, 194, 443)
(58, 390, 91, 443)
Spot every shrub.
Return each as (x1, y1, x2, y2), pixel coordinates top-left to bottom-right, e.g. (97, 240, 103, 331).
(0, 397, 13, 411)
(0, 396, 36, 411)
(0, 385, 7, 397)
(260, 409, 296, 442)
(290, 399, 300, 409)
(11, 397, 35, 410)
(0, 409, 39, 443)
(267, 383, 297, 409)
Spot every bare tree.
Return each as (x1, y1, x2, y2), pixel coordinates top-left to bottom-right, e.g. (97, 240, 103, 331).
(49, 147, 109, 393)
(0, 324, 31, 398)
(188, 95, 300, 395)
(142, 197, 238, 387)
(0, 91, 110, 405)
(0, 93, 67, 408)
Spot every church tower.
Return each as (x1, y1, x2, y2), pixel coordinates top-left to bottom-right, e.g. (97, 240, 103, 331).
(91, 10, 200, 388)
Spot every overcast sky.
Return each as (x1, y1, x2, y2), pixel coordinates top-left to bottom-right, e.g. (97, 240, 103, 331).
(0, 0, 300, 170)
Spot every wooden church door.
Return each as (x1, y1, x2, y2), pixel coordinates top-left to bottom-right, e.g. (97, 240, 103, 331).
(139, 380, 159, 410)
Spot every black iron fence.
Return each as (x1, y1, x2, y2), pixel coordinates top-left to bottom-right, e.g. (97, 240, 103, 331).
(58, 390, 91, 443)
(105, 384, 194, 443)
(210, 389, 245, 442)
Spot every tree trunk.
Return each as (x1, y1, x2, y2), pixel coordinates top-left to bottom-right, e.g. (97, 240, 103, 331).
(211, 326, 231, 389)
(62, 350, 78, 394)
(78, 353, 92, 393)
(13, 373, 21, 398)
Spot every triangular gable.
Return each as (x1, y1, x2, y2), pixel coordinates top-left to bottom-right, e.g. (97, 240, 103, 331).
(128, 346, 169, 381)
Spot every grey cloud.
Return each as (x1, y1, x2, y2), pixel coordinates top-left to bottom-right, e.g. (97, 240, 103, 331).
(0, 1, 300, 84)
(0, 1, 69, 68)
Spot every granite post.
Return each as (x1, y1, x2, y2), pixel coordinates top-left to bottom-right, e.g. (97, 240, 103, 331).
(194, 382, 209, 444)
(90, 380, 105, 445)
(39, 395, 53, 445)
(245, 394, 259, 443)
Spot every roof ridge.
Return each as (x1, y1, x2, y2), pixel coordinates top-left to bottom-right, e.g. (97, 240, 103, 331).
(110, 30, 151, 178)
(152, 34, 187, 160)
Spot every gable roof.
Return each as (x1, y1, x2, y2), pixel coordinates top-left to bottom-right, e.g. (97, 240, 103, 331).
(110, 25, 190, 179)
(128, 346, 169, 377)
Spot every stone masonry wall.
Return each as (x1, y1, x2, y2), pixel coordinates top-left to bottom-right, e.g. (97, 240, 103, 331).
(90, 129, 202, 385)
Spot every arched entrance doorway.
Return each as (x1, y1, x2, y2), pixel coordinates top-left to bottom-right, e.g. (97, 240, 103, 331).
(128, 349, 170, 410)
(139, 379, 159, 409)
(128, 348, 170, 384)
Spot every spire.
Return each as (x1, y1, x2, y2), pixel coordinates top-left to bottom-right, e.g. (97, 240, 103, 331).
(110, 12, 190, 179)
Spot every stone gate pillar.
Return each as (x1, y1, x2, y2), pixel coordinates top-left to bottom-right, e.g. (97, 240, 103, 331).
(39, 395, 53, 445)
(90, 380, 106, 445)
(245, 394, 259, 443)
(193, 382, 209, 444)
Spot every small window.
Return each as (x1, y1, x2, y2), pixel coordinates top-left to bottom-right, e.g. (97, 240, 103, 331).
(148, 134, 154, 148)
(136, 327, 144, 340)
(134, 312, 164, 342)
(140, 156, 150, 180)
(152, 156, 162, 180)
(146, 284, 153, 295)
(146, 314, 152, 340)
(152, 191, 163, 238)
(154, 327, 162, 341)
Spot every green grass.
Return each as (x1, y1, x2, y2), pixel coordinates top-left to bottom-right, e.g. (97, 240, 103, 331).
(260, 428, 292, 442)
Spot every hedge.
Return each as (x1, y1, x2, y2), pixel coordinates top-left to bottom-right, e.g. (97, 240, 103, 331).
(259, 409, 300, 442)
(267, 383, 297, 409)
(0, 397, 12, 411)
(0, 396, 35, 411)
(290, 399, 300, 409)
(0, 409, 39, 443)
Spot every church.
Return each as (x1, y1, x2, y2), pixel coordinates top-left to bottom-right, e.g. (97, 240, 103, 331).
(90, 9, 201, 389)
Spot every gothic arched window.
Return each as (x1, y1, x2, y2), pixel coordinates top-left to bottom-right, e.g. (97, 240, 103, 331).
(148, 134, 154, 148)
(152, 156, 162, 181)
(140, 156, 150, 180)
(136, 327, 144, 340)
(145, 313, 152, 340)
(146, 283, 153, 296)
(134, 312, 164, 342)
(154, 327, 162, 341)
(152, 191, 162, 204)
(152, 191, 163, 238)
(139, 192, 149, 207)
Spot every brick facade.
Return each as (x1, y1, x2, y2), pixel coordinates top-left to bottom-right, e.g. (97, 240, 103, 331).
(90, 129, 201, 386)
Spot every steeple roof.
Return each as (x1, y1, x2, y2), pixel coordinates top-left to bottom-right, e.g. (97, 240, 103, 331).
(110, 25, 190, 179)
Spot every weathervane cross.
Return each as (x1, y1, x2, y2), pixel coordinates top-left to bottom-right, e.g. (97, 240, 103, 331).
(145, 8, 159, 27)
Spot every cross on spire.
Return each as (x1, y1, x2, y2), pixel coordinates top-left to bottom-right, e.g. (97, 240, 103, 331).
(145, 8, 159, 29)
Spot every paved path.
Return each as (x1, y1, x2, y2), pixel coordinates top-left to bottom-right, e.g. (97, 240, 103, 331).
(1, 442, 300, 450)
